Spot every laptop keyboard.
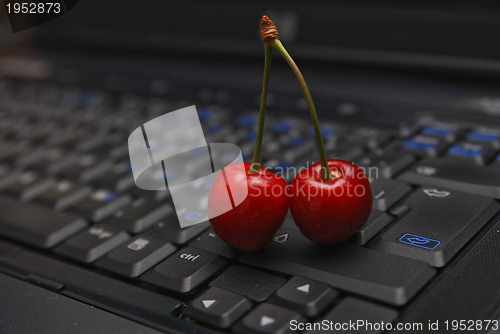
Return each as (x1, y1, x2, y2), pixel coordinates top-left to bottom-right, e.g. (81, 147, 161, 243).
(0, 79, 499, 333)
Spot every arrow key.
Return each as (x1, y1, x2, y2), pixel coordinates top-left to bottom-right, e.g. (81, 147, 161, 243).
(183, 287, 252, 328)
(234, 303, 304, 334)
(270, 276, 338, 317)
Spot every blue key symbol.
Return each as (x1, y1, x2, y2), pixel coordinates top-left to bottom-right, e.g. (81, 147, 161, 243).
(399, 233, 440, 250)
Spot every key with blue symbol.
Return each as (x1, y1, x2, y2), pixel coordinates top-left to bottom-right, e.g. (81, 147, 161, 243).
(447, 142, 494, 165)
(466, 127, 500, 148)
(237, 114, 258, 128)
(371, 187, 499, 267)
(420, 124, 461, 143)
(273, 120, 295, 133)
(402, 135, 446, 157)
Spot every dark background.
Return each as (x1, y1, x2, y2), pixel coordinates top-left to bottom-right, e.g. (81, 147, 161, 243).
(2, 0, 500, 122)
(35, 1, 500, 71)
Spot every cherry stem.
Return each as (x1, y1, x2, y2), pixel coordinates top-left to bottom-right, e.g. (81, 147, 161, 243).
(272, 39, 336, 182)
(248, 43, 273, 174)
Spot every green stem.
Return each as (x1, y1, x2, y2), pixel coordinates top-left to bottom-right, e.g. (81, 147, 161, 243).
(248, 44, 273, 174)
(272, 39, 336, 181)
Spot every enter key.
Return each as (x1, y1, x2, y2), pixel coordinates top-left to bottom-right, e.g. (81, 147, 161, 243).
(371, 187, 499, 267)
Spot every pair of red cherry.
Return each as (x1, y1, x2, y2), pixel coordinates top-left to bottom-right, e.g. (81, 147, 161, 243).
(207, 16, 372, 251)
(208, 160, 372, 251)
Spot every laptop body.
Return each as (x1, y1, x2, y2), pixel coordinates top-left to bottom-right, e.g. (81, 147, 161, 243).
(0, 1, 500, 333)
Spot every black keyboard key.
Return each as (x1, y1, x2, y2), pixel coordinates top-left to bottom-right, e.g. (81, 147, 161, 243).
(467, 127, 500, 149)
(224, 128, 253, 145)
(307, 297, 398, 334)
(282, 141, 316, 163)
(307, 125, 339, 141)
(76, 133, 107, 152)
(420, 123, 462, 143)
(0, 196, 86, 249)
(347, 126, 394, 150)
(141, 247, 227, 293)
(91, 161, 135, 192)
(398, 158, 500, 198)
(350, 210, 393, 245)
(240, 229, 435, 306)
(4, 170, 55, 202)
(356, 152, 415, 179)
(0, 139, 33, 162)
(236, 114, 258, 128)
(45, 152, 79, 175)
(70, 189, 131, 222)
(36, 179, 91, 210)
(54, 225, 130, 263)
(130, 188, 171, 202)
(234, 303, 304, 334)
(145, 218, 209, 245)
(270, 276, 338, 317)
(262, 160, 294, 182)
(184, 287, 252, 329)
(325, 144, 364, 162)
(1, 251, 181, 325)
(109, 144, 129, 160)
(402, 135, 447, 157)
(370, 178, 412, 211)
(106, 198, 174, 234)
(15, 146, 46, 167)
(61, 154, 112, 182)
(272, 119, 298, 134)
(371, 187, 499, 267)
(48, 128, 90, 149)
(210, 265, 286, 302)
(189, 229, 242, 258)
(207, 124, 235, 142)
(239, 142, 256, 161)
(96, 235, 176, 277)
(446, 141, 494, 165)
(0, 164, 19, 189)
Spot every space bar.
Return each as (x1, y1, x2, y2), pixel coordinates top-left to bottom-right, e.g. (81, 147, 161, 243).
(239, 229, 436, 306)
(397, 158, 500, 199)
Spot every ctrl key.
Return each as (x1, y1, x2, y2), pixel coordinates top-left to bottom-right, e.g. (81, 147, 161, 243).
(141, 247, 227, 293)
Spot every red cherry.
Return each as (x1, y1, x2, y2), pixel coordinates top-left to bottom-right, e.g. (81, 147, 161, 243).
(208, 162, 288, 251)
(288, 159, 372, 244)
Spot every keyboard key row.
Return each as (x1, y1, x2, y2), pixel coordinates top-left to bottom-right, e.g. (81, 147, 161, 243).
(240, 228, 436, 306)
